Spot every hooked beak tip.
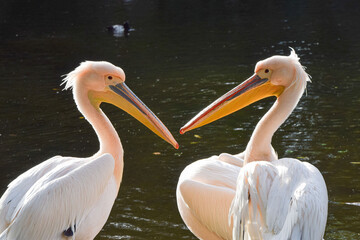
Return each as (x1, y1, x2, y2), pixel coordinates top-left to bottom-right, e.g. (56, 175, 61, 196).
(174, 142, 180, 149)
(179, 128, 186, 135)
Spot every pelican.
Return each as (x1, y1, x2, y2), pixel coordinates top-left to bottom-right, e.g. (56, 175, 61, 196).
(0, 61, 178, 240)
(177, 49, 328, 240)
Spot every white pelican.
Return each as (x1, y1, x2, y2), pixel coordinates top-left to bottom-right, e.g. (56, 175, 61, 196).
(0, 61, 178, 240)
(177, 49, 328, 240)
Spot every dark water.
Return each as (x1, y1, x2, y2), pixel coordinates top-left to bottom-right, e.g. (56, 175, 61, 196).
(0, 0, 359, 239)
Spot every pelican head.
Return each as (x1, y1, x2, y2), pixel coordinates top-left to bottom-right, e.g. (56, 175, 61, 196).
(180, 49, 310, 134)
(63, 61, 179, 149)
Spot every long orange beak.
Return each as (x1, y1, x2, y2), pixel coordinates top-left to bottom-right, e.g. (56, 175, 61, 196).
(180, 74, 284, 134)
(91, 82, 179, 149)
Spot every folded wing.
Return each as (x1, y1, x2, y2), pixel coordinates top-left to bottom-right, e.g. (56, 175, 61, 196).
(0, 154, 115, 240)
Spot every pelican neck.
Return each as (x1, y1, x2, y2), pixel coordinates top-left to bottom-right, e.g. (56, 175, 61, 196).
(73, 86, 124, 184)
(244, 84, 304, 164)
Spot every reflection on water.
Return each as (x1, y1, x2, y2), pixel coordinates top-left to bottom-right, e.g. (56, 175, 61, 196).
(0, 0, 359, 239)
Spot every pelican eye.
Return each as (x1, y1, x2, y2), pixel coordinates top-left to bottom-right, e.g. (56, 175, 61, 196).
(265, 69, 269, 73)
(108, 76, 113, 80)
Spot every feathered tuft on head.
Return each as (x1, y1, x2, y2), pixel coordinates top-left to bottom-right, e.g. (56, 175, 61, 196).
(289, 47, 311, 82)
(61, 61, 125, 91)
(287, 47, 311, 94)
(289, 47, 300, 62)
(61, 61, 93, 90)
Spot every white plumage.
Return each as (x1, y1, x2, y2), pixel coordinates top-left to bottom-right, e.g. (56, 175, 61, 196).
(177, 49, 328, 240)
(0, 61, 178, 240)
(0, 154, 116, 240)
(177, 153, 243, 240)
(230, 158, 327, 240)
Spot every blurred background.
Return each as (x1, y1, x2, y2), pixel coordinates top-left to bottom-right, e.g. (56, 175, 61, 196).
(0, 0, 359, 239)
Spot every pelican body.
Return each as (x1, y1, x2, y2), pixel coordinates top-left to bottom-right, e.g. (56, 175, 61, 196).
(177, 49, 328, 240)
(0, 61, 178, 240)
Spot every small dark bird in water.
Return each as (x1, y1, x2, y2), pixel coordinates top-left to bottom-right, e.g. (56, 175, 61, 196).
(107, 21, 132, 37)
(123, 21, 130, 34)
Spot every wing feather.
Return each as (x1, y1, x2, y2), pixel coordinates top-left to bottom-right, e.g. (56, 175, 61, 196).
(0, 155, 71, 230)
(229, 161, 277, 240)
(180, 179, 235, 239)
(230, 159, 328, 240)
(2, 153, 115, 240)
(177, 155, 241, 240)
